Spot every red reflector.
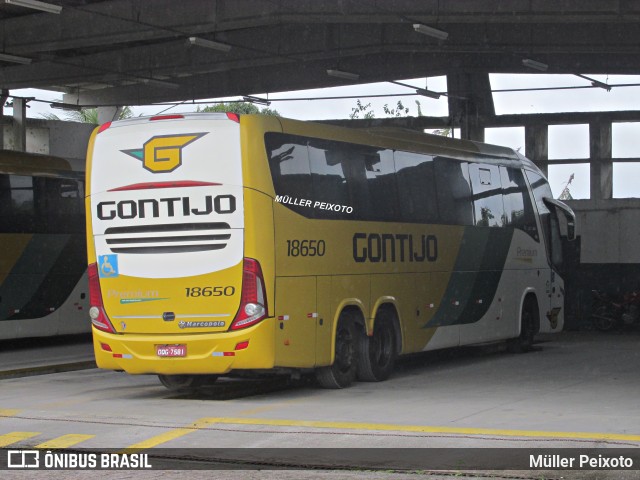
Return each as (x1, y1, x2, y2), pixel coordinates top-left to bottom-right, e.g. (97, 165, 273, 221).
(226, 112, 240, 123)
(235, 341, 249, 351)
(108, 180, 220, 192)
(101, 343, 112, 352)
(223, 352, 236, 356)
(150, 114, 184, 121)
(97, 122, 112, 133)
(113, 353, 123, 358)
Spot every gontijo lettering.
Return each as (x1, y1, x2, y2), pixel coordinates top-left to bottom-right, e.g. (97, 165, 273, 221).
(97, 194, 236, 220)
(353, 233, 438, 263)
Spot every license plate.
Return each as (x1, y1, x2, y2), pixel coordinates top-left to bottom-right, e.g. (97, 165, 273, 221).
(156, 344, 186, 357)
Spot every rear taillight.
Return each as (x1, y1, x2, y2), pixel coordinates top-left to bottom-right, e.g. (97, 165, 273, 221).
(88, 263, 116, 333)
(226, 112, 240, 123)
(230, 258, 268, 330)
(97, 122, 112, 133)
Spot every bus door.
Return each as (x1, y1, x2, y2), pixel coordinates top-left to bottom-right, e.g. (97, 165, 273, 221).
(526, 171, 575, 330)
(543, 197, 576, 329)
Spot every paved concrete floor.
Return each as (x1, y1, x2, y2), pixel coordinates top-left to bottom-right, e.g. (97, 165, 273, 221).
(1, 331, 639, 478)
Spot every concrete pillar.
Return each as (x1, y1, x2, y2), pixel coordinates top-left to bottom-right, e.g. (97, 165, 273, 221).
(525, 124, 549, 176)
(12, 97, 27, 152)
(589, 121, 612, 201)
(461, 118, 485, 142)
(0, 90, 7, 148)
(97, 106, 123, 125)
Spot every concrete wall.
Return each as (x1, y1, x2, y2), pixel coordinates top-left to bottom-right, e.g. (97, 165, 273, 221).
(566, 198, 640, 264)
(562, 199, 640, 328)
(1, 116, 95, 171)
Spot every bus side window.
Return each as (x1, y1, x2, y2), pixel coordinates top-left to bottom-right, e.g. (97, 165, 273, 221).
(309, 141, 350, 219)
(525, 170, 555, 256)
(43, 178, 85, 233)
(434, 158, 474, 226)
(395, 151, 438, 223)
(0, 174, 36, 233)
(469, 163, 505, 227)
(500, 167, 538, 240)
(364, 148, 397, 222)
(265, 134, 312, 217)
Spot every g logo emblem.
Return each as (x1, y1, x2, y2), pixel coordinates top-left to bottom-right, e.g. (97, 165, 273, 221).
(122, 133, 207, 173)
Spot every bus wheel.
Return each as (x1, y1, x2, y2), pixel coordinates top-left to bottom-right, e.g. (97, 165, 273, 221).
(507, 296, 538, 353)
(357, 310, 398, 382)
(158, 374, 218, 392)
(315, 314, 358, 389)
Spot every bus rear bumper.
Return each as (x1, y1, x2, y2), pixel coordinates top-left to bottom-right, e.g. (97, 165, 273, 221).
(91, 318, 275, 375)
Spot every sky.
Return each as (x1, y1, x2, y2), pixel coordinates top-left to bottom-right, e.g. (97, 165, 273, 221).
(10, 73, 640, 199)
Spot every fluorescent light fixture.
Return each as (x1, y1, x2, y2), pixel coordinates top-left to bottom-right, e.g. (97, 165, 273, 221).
(327, 69, 360, 81)
(0, 52, 32, 65)
(522, 58, 548, 72)
(415, 88, 441, 99)
(3, 0, 62, 14)
(142, 78, 180, 89)
(188, 37, 232, 53)
(243, 95, 271, 106)
(51, 102, 82, 111)
(413, 24, 449, 40)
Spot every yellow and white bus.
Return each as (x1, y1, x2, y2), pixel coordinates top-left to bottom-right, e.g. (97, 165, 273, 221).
(1, 149, 89, 340)
(86, 113, 575, 390)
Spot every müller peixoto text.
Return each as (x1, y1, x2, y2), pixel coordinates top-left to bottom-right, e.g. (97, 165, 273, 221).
(530, 454, 634, 469)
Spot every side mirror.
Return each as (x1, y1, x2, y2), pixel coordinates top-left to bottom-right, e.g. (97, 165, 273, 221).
(543, 197, 576, 241)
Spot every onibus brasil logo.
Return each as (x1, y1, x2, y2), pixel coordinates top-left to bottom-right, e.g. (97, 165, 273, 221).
(121, 133, 207, 173)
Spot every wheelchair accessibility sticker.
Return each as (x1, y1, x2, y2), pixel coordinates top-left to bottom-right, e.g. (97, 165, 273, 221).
(99, 255, 119, 278)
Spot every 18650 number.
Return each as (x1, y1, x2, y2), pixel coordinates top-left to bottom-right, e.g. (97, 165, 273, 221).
(185, 286, 235, 297)
(286, 239, 326, 257)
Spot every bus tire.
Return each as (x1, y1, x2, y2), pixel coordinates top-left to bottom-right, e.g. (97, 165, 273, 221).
(158, 374, 218, 392)
(357, 309, 398, 382)
(507, 296, 539, 353)
(315, 313, 358, 389)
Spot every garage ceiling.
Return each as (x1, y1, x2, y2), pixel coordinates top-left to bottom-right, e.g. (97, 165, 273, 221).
(1, 0, 640, 108)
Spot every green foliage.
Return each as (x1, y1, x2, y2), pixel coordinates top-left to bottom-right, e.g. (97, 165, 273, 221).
(349, 99, 425, 119)
(349, 99, 375, 119)
(382, 100, 409, 117)
(197, 102, 279, 116)
(41, 106, 133, 124)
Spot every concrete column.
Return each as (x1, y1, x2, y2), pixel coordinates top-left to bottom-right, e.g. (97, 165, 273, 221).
(12, 97, 27, 152)
(525, 124, 549, 176)
(589, 121, 613, 201)
(97, 106, 123, 125)
(0, 90, 8, 148)
(461, 118, 485, 142)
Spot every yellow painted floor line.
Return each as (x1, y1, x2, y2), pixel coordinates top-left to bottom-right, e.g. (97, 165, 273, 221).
(0, 432, 40, 447)
(198, 417, 640, 443)
(0, 409, 22, 418)
(125, 418, 219, 451)
(35, 434, 95, 449)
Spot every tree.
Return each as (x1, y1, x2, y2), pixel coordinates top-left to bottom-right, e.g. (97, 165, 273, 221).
(349, 99, 375, 119)
(41, 106, 134, 124)
(197, 102, 279, 116)
(349, 99, 425, 120)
